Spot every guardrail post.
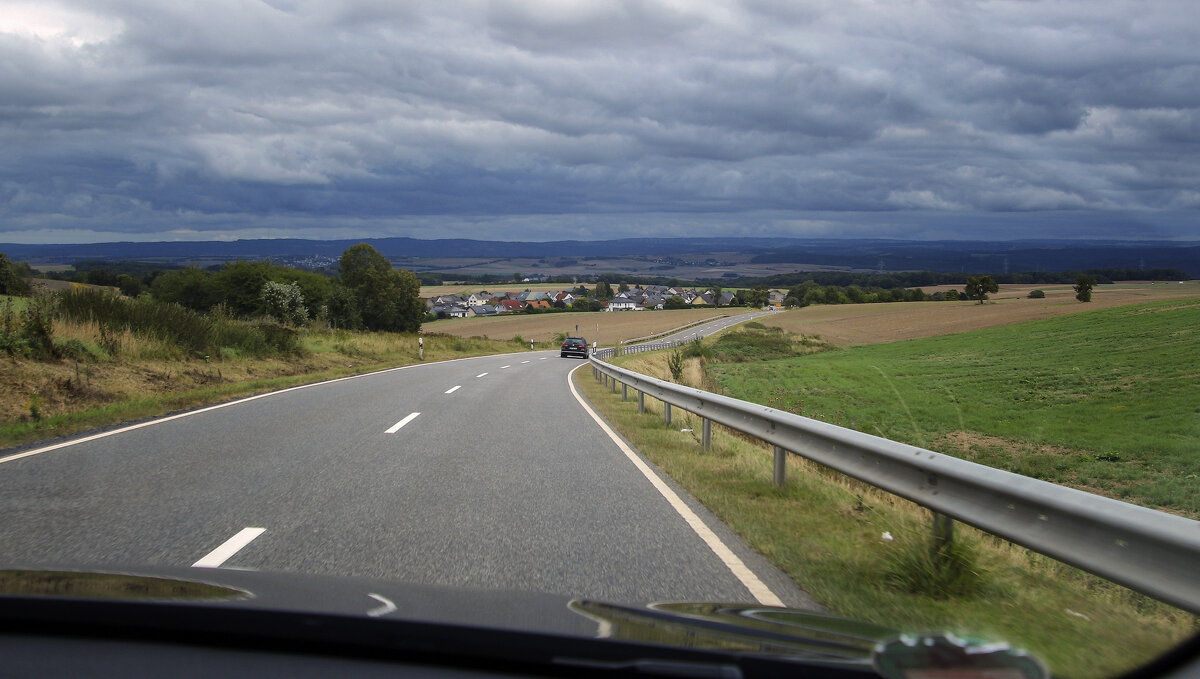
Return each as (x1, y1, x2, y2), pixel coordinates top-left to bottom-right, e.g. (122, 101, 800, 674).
(664, 402, 672, 425)
(638, 391, 645, 414)
(611, 376, 617, 393)
(702, 418, 711, 451)
(932, 512, 955, 556)
(621, 383, 628, 401)
(773, 446, 786, 487)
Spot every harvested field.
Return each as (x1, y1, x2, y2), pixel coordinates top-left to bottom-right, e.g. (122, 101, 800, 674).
(764, 281, 1200, 346)
(423, 308, 753, 346)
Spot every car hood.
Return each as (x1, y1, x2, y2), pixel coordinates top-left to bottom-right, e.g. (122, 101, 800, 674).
(0, 566, 1049, 678)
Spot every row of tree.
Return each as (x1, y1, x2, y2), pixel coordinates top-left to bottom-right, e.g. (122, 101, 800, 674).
(733, 267, 1186, 291)
(4, 245, 425, 333)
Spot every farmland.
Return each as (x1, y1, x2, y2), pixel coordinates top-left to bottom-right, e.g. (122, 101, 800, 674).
(585, 284, 1200, 676)
(761, 281, 1200, 345)
(710, 296, 1200, 517)
(423, 307, 752, 346)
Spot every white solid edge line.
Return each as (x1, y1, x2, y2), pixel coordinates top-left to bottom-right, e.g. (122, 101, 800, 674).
(565, 365, 784, 607)
(386, 412, 421, 434)
(193, 527, 266, 568)
(0, 352, 527, 466)
(445, 385, 462, 394)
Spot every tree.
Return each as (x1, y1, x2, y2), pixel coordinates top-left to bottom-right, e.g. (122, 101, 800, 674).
(1074, 275, 1095, 302)
(741, 286, 770, 308)
(963, 275, 998, 304)
(594, 281, 614, 299)
(150, 268, 219, 311)
(0, 253, 30, 296)
(339, 244, 424, 332)
(116, 274, 144, 297)
(211, 260, 272, 317)
(787, 280, 820, 302)
(663, 295, 689, 310)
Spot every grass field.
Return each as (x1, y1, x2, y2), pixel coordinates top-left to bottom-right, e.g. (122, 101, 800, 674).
(575, 368, 1194, 679)
(709, 298, 1200, 517)
(585, 293, 1200, 677)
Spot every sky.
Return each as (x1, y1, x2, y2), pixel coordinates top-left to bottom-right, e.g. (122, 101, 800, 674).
(1, 0, 1197, 244)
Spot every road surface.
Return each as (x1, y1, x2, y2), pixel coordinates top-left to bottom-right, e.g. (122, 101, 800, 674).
(0, 312, 816, 608)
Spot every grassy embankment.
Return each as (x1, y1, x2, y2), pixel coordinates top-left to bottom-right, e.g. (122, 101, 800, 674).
(0, 292, 745, 451)
(577, 300, 1199, 678)
(0, 294, 520, 450)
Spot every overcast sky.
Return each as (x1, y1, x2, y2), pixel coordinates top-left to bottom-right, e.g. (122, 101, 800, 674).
(2, 0, 1197, 244)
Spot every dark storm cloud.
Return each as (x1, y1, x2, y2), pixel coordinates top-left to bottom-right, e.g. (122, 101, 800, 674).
(0, 0, 1197, 243)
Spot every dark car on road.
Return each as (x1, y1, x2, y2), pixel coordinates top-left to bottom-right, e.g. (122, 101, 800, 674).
(560, 337, 589, 358)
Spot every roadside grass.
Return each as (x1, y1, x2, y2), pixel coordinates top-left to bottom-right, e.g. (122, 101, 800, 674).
(575, 361, 1196, 679)
(0, 324, 521, 450)
(708, 298, 1200, 517)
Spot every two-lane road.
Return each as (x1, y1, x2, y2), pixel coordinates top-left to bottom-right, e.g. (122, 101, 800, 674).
(0, 311, 814, 608)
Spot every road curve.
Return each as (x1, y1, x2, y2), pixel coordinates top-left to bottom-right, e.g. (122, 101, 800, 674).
(0, 310, 814, 608)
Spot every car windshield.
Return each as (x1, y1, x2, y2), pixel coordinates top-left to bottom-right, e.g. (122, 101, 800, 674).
(1, 3, 1197, 679)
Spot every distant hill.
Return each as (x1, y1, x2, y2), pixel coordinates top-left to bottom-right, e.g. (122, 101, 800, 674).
(2, 237, 1197, 277)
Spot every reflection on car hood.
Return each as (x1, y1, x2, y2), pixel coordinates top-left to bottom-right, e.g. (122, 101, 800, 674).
(0, 567, 1050, 678)
(0, 566, 885, 660)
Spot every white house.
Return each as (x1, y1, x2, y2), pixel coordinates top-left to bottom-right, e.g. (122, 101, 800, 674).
(607, 298, 642, 311)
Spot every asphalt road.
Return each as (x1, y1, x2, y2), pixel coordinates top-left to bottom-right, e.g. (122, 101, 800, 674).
(0, 311, 817, 609)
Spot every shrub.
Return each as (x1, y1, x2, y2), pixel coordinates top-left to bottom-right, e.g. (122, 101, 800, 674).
(1, 296, 59, 359)
(667, 349, 684, 381)
(254, 321, 304, 355)
(55, 287, 303, 359)
(260, 280, 308, 325)
(1028, 289, 1046, 299)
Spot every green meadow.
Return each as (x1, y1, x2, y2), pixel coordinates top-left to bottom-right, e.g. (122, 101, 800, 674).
(708, 299, 1200, 517)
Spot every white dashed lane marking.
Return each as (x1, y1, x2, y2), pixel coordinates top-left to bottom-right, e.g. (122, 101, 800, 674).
(385, 412, 421, 434)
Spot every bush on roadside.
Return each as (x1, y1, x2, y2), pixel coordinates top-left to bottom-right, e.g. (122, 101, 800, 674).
(56, 288, 305, 359)
(1, 296, 59, 359)
(883, 524, 986, 600)
(667, 348, 684, 381)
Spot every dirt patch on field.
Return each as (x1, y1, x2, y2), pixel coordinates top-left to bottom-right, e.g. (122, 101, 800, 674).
(763, 282, 1200, 346)
(937, 430, 1083, 460)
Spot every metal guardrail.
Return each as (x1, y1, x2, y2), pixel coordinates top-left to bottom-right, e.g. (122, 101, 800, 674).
(588, 356, 1200, 615)
(594, 338, 694, 359)
(620, 315, 728, 345)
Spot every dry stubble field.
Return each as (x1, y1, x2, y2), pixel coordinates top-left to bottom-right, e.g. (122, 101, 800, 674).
(763, 281, 1200, 345)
